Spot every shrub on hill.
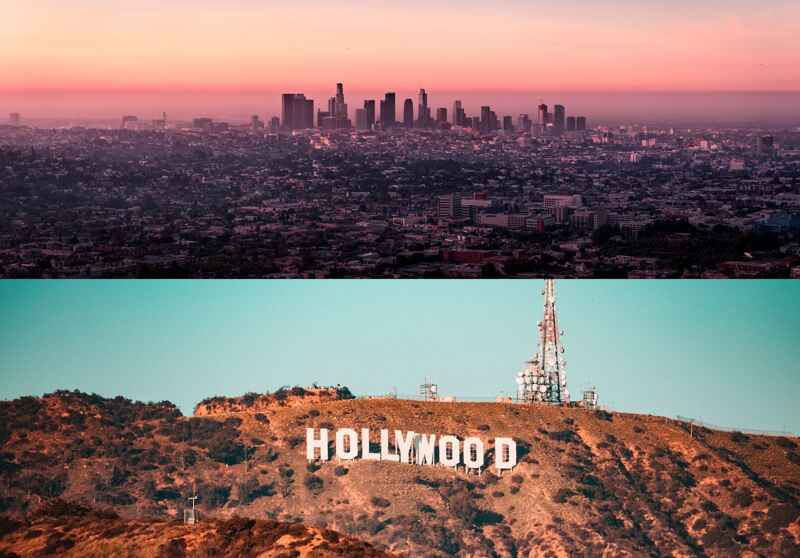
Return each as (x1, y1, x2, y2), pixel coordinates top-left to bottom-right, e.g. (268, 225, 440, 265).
(595, 410, 614, 421)
(304, 475, 324, 495)
(370, 496, 390, 509)
(154, 487, 181, 501)
(730, 431, 749, 444)
(775, 437, 797, 450)
(238, 478, 275, 504)
(549, 430, 581, 444)
(206, 437, 246, 465)
(553, 488, 575, 503)
(732, 488, 753, 508)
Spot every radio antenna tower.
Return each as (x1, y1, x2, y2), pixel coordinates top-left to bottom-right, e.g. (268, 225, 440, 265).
(516, 279, 570, 404)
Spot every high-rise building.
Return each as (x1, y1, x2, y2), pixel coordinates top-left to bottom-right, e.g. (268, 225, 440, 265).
(452, 100, 463, 126)
(417, 88, 431, 127)
(9, 113, 20, 126)
(503, 116, 514, 132)
(554, 105, 565, 134)
(436, 108, 447, 123)
(355, 108, 369, 130)
(281, 94, 295, 130)
(317, 109, 328, 128)
(480, 106, 491, 132)
(297, 96, 314, 129)
(380, 92, 396, 128)
(335, 82, 347, 119)
(250, 115, 264, 131)
(518, 114, 532, 133)
(363, 100, 376, 130)
(537, 104, 548, 127)
(515, 280, 570, 404)
(566, 116, 576, 131)
(576, 116, 587, 131)
(318, 84, 351, 129)
(281, 94, 314, 130)
(403, 98, 414, 128)
(479, 106, 497, 132)
(269, 117, 280, 132)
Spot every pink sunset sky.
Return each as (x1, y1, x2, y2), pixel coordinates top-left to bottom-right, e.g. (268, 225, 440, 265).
(1, 0, 799, 94)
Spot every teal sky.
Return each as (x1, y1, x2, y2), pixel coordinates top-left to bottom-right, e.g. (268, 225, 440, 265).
(1, 280, 798, 434)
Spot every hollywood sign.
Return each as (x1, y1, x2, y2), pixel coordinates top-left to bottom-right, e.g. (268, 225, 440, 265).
(306, 428, 517, 473)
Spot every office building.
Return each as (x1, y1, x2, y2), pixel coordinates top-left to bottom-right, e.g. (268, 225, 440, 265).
(380, 92, 396, 128)
(363, 100, 376, 130)
(554, 105, 565, 134)
(436, 108, 448, 124)
(576, 116, 587, 131)
(537, 104, 548, 127)
(281, 94, 314, 130)
(417, 88, 431, 127)
(334, 83, 347, 119)
(437, 193, 461, 219)
(403, 98, 414, 128)
(281, 94, 295, 130)
(355, 108, 369, 130)
(479, 106, 499, 132)
(503, 115, 514, 132)
(518, 114, 532, 133)
(452, 100, 463, 126)
(566, 116, 576, 131)
(318, 84, 351, 129)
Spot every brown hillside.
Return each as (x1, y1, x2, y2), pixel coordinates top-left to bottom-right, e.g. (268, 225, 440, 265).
(1, 390, 799, 557)
(0, 500, 395, 558)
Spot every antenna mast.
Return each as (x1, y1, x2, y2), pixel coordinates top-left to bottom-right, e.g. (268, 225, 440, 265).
(516, 279, 570, 404)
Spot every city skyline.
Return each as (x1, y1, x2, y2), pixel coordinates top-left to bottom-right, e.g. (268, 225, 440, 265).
(4, 90, 799, 128)
(274, 83, 587, 133)
(2, 1, 798, 93)
(1, 280, 798, 434)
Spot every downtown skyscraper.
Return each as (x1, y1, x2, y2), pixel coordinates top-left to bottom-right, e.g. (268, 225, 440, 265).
(281, 93, 314, 130)
(380, 92, 396, 128)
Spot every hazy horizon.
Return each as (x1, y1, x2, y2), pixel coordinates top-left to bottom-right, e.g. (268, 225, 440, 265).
(4, 91, 800, 128)
(5, 0, 799, 127)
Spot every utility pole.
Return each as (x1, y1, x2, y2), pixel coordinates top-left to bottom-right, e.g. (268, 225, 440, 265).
(186, 489, 199, 525)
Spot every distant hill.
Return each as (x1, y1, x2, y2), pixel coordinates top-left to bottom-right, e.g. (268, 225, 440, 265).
(1, 389, 799, 557)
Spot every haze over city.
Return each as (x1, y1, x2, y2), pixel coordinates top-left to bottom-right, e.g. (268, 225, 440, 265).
(2, 0, 799, 125)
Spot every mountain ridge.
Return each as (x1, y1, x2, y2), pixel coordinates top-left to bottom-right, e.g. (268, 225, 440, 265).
(1, 389, 799, 557)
